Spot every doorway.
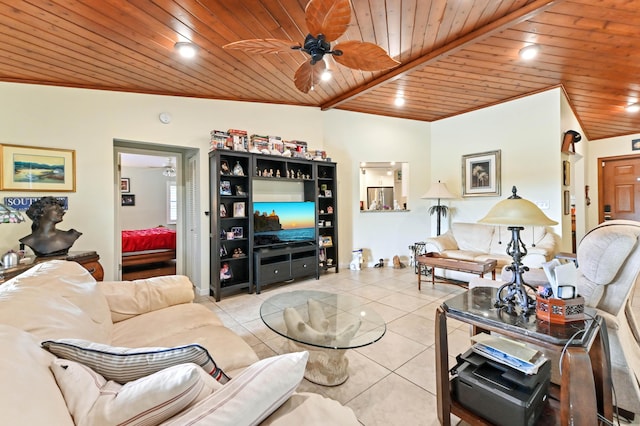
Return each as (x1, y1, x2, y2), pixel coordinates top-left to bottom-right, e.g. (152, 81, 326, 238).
(598, 154, 640, 223)
(114, 142, 201, 286)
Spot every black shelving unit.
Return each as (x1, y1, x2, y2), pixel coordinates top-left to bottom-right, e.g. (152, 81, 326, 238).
(210, 150, 338, 300)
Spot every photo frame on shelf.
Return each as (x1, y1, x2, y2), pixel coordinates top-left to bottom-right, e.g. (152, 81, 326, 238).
(120, 178, 130, 193)
(220, 262, 232, 281)
(121, 194, 135, 206)
(0, 144, 76, 191)
(233, 201, 245, 217)
(220, 180, 232, 195)
(219, 244, 228, 258)
(220, 160, 231, 175)
(235, 185, 247, 196)
(220, 203, 227, 217)
(319, 248, 326, 262)
(462, 150, 501, 197)
(320, 235, 333, 247)
(231, 226, 243, 239)
(324, 189, 332, 197)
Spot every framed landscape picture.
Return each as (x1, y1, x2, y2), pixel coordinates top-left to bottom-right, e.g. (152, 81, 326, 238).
(120, 177, 130, 193)
(0, 144, 76, 191)
(121, 194, 135, 206)
(462, 150, 501, 197)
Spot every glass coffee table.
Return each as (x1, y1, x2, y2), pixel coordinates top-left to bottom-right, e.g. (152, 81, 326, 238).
(260, 290, 386, 386)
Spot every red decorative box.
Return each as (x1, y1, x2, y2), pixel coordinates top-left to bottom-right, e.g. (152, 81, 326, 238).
(536, 296, 585, 324)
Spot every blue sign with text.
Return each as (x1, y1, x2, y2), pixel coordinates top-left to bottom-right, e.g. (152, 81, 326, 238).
(3, 197, 69, 211)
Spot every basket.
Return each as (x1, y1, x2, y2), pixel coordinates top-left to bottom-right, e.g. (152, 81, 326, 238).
(535, 296, 585, 324)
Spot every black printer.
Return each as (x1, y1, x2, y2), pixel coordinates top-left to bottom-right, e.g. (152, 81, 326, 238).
(451, 349, 551, 426)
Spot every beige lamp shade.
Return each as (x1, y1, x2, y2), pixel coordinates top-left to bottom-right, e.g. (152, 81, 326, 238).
(421, 181, 456, 200)
(478, 186, 558, 226)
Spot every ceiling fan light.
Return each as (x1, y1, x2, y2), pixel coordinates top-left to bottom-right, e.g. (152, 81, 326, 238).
(321, 69, 332, 81)
(626, 103, 640, 113)
(174, 42, 197, 59)
(519, 44, 539, 60)
(163, 166, 176, 177)
(394, 97, 405, 107)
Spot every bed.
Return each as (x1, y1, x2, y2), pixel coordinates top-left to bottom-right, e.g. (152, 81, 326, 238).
(121, 227, 177, 279)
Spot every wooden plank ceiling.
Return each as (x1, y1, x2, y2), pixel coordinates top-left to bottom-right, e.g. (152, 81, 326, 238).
(0, 0, 638, 141)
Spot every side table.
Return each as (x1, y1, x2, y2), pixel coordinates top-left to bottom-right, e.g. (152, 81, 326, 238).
(0, 250, 104, 283)
(436, 287, 612, 426)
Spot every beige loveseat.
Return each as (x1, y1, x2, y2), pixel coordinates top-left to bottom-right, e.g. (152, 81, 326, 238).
(422, 222, 560, 282)
(0, 260, 358, 425)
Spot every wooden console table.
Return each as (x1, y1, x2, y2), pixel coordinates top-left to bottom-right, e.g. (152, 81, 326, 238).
(0, 251, 104, 283)
(416, 253, 496, 290)
(436, 287, 612, 425)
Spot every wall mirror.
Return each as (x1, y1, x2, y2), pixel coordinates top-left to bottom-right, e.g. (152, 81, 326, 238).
(359, 162, 409, 211)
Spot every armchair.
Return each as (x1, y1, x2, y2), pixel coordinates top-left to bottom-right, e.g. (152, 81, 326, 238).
(575, 220, 640, 415)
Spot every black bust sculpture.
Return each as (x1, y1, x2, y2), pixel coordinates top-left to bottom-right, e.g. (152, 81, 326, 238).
(19, 196, 82, 257)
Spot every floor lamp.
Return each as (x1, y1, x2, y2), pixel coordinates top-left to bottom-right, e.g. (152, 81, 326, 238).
(478, 186, 557, 313)
(421, 181, 455, 236)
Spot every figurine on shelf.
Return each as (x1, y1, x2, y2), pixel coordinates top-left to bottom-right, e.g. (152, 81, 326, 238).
(263, 168, 268, 177)
(232, 248, 245, 258)
(232, 161, 244, 176)
(276, 170, 281, 178)
(327, 206, 334, 214)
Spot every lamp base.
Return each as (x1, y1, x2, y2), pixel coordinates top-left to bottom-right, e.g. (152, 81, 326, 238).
(493, 226, 537, 314)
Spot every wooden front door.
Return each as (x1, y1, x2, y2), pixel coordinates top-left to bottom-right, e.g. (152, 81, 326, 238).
(599, 155, 640, 223)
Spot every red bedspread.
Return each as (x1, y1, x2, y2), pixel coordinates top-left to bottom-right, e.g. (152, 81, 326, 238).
(122, 227, 176, 252)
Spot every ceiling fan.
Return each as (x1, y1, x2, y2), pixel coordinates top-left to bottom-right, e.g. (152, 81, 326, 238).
(222, 0, 400, 93)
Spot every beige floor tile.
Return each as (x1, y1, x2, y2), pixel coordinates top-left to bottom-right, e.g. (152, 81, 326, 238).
(376, 292, 432, 312)
(355, 329, 427, 371)
(395, 345, 438, 394)
(388, 313, 436, 347)
(347, 373, 441, 426)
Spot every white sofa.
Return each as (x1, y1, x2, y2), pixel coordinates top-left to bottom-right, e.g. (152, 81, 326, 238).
(0, 260, 359, 425)
(422, 222, 561, 282)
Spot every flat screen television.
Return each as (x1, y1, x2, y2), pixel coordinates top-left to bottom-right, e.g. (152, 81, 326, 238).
(253, 201, 316, 246)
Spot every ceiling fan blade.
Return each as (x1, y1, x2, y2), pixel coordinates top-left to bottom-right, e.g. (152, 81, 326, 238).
(222, 39, 300, 54)
(294, 60, 326, 93)
(333, 41, 400, 71)
(305, 0, 351, 42)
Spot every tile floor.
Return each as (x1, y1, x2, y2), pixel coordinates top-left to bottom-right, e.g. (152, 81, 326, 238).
(196, 266, 639, 426)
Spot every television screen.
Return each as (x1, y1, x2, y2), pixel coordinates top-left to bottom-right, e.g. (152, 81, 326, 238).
(253, 201, 316, 246)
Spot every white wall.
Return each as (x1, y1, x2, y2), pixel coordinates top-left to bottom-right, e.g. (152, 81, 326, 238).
(120, 167, 173, 230)
(431, 89, 565, 245)
(323, 110, 430, 267)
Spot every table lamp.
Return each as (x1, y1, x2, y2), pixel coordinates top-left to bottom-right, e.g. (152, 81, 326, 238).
(478, 186, 557, 312)
(421, 180, 456, 236)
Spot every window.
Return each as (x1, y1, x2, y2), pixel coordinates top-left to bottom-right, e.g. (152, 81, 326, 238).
(167, 181, 177, 224)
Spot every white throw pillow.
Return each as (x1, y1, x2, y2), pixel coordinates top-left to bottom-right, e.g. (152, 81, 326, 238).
(162, 351, 309, 426)
(42, 339, 229, 383)
(50, 359, 221, 426)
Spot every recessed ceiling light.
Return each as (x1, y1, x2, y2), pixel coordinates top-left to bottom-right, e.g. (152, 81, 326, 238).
(519, 44, 539, 60)
(626, 103, 640, 113)
(394, 97, 405, 107)
(174, 42, 197, 59)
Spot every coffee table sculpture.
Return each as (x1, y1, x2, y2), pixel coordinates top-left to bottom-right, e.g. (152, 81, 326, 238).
(261, 290, 386, 386)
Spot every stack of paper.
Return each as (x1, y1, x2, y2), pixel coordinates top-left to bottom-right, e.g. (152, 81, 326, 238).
(471, 334, 547, 375)
(542, 259, 578, 298)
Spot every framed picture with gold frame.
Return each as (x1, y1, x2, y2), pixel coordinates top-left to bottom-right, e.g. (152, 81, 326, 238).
(0, 144, 76, 192)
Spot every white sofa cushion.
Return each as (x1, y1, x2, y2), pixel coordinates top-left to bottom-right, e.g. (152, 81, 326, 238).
(0, 260, 112, 342)
(51, 359, 220, 426)
(162, 351, 308, 426)
(451, 222, 494, 253)
(42, 339, 230, 383)
(0, 325, 74, 425)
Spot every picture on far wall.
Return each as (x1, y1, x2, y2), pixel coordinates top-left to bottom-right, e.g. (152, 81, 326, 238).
(462, 150, 501, 197)
(121, 194, 135, 206)
(632, 139, 640, 151)
(120, 178, 130, 193)
(0, 144, 76, 192)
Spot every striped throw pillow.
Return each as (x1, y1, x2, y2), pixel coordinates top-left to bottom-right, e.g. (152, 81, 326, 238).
(42, 339, 229, 384)
(50, 358, 221, 426)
